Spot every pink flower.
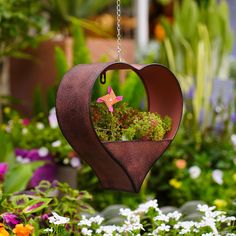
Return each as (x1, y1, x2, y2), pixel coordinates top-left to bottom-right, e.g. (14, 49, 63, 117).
(2, 213, 19, 227)
(41, 214, 49, 221)
(175, 159, 187, 169)
(97, 86, 123, 113)
(0, 163, 8, 181)
(22, 118, 30, 126)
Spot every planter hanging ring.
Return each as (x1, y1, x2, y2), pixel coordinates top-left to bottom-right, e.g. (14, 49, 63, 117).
(99, 72, 106, 85)
(56, 1, 183, 193)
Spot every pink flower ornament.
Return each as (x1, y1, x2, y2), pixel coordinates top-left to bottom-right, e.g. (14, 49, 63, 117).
(96, 86, 123, 112)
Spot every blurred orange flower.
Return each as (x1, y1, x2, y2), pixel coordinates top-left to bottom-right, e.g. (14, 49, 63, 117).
(175, 159, 187, 169)
(154, 23, 166, 41)
(68, 151, 77, 158)
(13, 224, 33, 236)
(0, 223, 9, 236)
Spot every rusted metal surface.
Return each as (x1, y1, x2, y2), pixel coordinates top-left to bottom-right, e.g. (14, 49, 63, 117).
(56, 62, 183, 192)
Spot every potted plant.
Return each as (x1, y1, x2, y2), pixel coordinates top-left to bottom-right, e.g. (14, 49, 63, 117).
(56, 61, 183, 192)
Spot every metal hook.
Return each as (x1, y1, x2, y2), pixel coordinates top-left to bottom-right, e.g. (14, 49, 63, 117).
(100, 72, 106, 85)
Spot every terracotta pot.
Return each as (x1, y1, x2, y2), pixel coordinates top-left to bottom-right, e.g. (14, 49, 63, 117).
(10, 37, 135, 116)
(10, 38, 73, 116)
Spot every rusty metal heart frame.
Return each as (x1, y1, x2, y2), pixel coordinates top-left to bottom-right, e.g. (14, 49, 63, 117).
(56, 62, 183, 192)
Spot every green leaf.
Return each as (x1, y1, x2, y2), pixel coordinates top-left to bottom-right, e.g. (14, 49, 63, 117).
(0, 131, 15, 166)
(47, 86, 57, 111)
(54, 46, 69, 83)
(110, 71, 120, 95)
(33, 86, 45, 115)
(23, 198, 51, 214)
(71, 18, 91, 65)
(3, 161, 44, 194)
(121, 72, 147, 109)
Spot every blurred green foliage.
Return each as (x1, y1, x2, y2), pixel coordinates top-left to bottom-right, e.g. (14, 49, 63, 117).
(159, 0, 233, 131)
(0, 130, 44, 194)
(44, 0, 132, 33)
(0, 0, 49, 58)
(2, 109, 72, 163)
(149, 124, 236, 209)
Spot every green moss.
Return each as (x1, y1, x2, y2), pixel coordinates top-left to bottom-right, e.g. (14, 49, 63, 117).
(91, 102, 172, 142)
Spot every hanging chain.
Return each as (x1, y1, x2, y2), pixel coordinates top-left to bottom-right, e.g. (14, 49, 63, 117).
(116, 0, 122, 62)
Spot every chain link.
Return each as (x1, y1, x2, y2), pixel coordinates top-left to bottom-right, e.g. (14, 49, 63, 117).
(116, 0, 122, 62)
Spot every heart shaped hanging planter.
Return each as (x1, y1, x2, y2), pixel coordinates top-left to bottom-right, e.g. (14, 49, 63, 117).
(56, 62, 183, 192)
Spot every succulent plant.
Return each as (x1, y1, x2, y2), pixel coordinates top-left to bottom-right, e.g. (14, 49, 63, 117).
(91, 102, 172, 142)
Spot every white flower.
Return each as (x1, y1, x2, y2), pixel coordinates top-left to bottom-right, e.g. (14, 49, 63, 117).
(231, 134, 236, 147)
(154, 214, 169, 222)
(52, 140, 61, 147)
(197, 204, 216, 213)
(135, 199, 158, 213)
(22, 128, 28, 135)
(63, 158, 70, 165)
(167, 211, 182, 221)
(152, 228, 159, 236)
(199, 217, 218, 235)
(89, 215, 104, 225)
(70, 157, 81, 168)
(49, 108, 58, 128)
(81, 228, 92, 236)
(122, 214, 144, 232)
(78, 216, 91, 227)
(151, 223, 171, 235)
(16, 156, 30, 164)
(197, 204, 221, 235)
(216, 215, 235, 227)
(120, 208, 133, 217)
(202, 233, 214, 236)
(78, 215, 104, 227)
(48, 212, 70, 225)
(96, 225, 118, 235)
(174, 221, 196, 234)
(158, 223, 170, 232)
(6, 120, 13, 133)
(189, 166, 201, 179)
(36, 122, 45, 130)
(212, 169, 223, 185)
(43, 228, 53, 233)
(38, 147, 49, 157)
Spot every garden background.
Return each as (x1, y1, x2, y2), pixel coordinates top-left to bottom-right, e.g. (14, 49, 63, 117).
(0, 0, 236, 235)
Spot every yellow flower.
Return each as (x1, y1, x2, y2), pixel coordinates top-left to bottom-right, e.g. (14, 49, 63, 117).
(13, 224, 33, 236)
(169, 178, 182, 189)
(233, 173, 236, 182)
(3, 107, 10, 115)
(0, 223, 9, 236)
(214, 199, 227, 209)
(1, 124, 7, 131)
